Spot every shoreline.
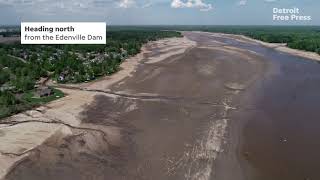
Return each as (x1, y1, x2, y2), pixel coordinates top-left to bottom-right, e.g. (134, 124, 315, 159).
(0, 35, 195, 180)
(209, 32, 320, 62)
(48, 36, 196, 91)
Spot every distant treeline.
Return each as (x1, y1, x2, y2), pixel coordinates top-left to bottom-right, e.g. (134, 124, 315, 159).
(129, 25, 320, 55)
(0, 31, 19, 37)
(202, 26, 320, 55)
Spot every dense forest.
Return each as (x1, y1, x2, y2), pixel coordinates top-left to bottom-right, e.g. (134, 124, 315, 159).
(0, 30, 182, 118)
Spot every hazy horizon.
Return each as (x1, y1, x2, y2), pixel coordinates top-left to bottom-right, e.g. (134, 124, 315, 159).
(1, 0, 320, 26)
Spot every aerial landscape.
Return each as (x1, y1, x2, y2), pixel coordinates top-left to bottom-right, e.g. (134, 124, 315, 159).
(1, 0, 320, 180)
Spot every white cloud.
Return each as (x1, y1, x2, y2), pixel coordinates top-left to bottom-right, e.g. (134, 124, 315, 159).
(0, 0, 94, 14)
(238, 0, 247, 6)
(118, 0, 136, 8)
(141, 1, 152, 8)
(237, 0, 277, 6)
(171, 0, 212, 11)
(0, 0, 135, 18)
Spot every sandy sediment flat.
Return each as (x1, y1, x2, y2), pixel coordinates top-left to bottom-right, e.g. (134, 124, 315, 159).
(0, 89, 121, 179)
(55, 36, 196, 92)
(0, 36, 196, 180)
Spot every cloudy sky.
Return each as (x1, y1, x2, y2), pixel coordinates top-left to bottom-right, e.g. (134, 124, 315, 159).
(0, 0, 319, 25)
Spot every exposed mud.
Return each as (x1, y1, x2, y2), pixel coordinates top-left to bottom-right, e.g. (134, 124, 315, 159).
(1, 32, 268, 180)
(3, 31, 319, 180)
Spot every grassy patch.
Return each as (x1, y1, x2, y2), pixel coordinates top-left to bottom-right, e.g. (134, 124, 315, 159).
(0, 88, 64, 119)
(21, 88, 64, 105)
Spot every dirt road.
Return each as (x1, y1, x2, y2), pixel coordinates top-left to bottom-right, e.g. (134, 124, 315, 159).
(3, 31, 320, 180)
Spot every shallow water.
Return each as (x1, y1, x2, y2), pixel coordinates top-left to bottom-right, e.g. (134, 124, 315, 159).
(213, 35, 320, 180)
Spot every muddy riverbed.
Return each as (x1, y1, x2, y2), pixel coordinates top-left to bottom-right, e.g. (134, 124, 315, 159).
(3, 32, 320, 180)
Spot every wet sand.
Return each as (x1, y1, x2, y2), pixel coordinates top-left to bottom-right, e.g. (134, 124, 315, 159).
(3, 31, 320, 180)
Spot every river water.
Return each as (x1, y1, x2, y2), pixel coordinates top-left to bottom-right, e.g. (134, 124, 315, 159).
(213, 34, 320, 180)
